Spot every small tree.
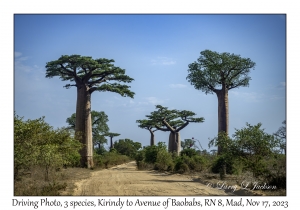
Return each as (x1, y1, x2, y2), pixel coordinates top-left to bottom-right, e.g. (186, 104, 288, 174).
(46, 55, 134, 168)
(136, 119, 158, 146)
(187, 50, 256, 154)
(105, 132, 120, 150)
(114, 139, 142, 158)
(147, 105, 204, 155)
(233, 123, 278, 177)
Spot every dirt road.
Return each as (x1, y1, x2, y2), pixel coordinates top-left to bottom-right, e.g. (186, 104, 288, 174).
(72, 161, 250, 196)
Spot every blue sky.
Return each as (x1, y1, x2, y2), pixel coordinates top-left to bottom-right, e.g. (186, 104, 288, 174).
(14, 14, 286, 151)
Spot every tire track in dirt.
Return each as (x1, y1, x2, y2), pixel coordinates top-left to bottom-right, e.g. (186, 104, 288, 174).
(72, 161, 233, 196)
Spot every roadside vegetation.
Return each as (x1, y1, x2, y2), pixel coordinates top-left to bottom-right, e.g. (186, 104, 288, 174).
(135, 122, 286, 195)
(14, 113, 138, 196)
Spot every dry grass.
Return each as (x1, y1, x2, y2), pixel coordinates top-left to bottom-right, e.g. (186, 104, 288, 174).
(14, 155, 133, 196)
(14, 166, 93, 196)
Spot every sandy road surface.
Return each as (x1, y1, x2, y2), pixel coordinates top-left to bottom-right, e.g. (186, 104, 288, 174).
(72, 161, 240, 196)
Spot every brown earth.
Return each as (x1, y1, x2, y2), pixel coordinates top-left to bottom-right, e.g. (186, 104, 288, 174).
(61, 161, 265, 196)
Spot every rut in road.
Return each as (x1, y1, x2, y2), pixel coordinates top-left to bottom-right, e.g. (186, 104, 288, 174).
(72, 161, 231, 196)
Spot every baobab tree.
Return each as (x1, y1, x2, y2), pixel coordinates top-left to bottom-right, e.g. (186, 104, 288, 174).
(105, 132, 120, 150)
(187, 50, 255, 154)
(147, 105, 204, 155)
(46, 55, 134, 168)
(136, 119, 158, 146)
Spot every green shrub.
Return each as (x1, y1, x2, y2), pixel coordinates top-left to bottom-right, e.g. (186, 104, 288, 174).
(93, 152, 130, 169)
(143, 142, 168, 164)
(14, 114, 82, 181)
(155, 149, 173, 171)
(261, 154, 286, 189)
(175, 160, 190, 174)
(180, 148, 197, 157)
(93, 153, 104, 168)
(144, 145, 159, 163)
(211, 155, 234, 174)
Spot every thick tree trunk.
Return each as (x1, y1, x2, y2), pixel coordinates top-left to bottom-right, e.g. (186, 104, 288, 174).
(168, 132, 174, 152)
(216, 87, 229, 176)
(75, 85, 94, 168)
(150, 131, 155, 146)
(216, 87, 229, 155)
(168, 132, 181, 155)
(110, 136, 114, 150)
(85, 92, 93, 168)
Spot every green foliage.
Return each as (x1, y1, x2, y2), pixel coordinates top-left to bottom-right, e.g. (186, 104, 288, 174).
(180, 148, 197, 157)
(146, 105, 205, 132)
(105, 132, 120, 149)
(93, 152, 130, 169)
(211, 155, 234, 174)
(209, 122, 285, 181)
(187, 50, 256, 94)
(143, 142, 166, 163)
(95, 145, 107, 155)
(14, 113, 82, 181)
(136, 119, 157, 130)
(263, 154, 286, 189)
(274, 120, 286, 154)
(155, 148, 173, 171)
(135, 142, 172, 170)
(136, 142, 208, 173)
(174, 154, 207, 173)
(66, 111, 109, 148)
(233, 123, 278, 177)
(181, 139, 196, 150)
(45, 55, 135, 97)
(114, 139, 141, 158)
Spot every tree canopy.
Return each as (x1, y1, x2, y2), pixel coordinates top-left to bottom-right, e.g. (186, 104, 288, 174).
(104, 132, 121, 149)
(187, 50, 256, 95)
(114, 139, 142, 158)
(46, 55, 135, 97)
(136, 119, 158, 146)
(147, 105, 204, 133)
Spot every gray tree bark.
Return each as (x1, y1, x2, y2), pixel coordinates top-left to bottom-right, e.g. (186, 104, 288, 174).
(75, 84, 94, 168)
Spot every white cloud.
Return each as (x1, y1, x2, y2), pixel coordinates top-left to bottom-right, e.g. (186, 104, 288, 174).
(169, 84, 187, 88)
(14, 52, 31, 72)
(14, 51, 22, 57)
(151, 57, 176, 66)
(269, 95, 285, 101)
(231, 91, 264, 102)
(267, 82, 286, 90)
(144, 97, 167, 105)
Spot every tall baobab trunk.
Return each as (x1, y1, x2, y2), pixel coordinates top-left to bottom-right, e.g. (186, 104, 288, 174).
(216, 86, 229, 176)
(168, 132, 181, 155)
(110, 136, 114, 149)
(150, 130, 155, 146)
(216, 87, 229, 154)
(75, 85, 94, 168)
